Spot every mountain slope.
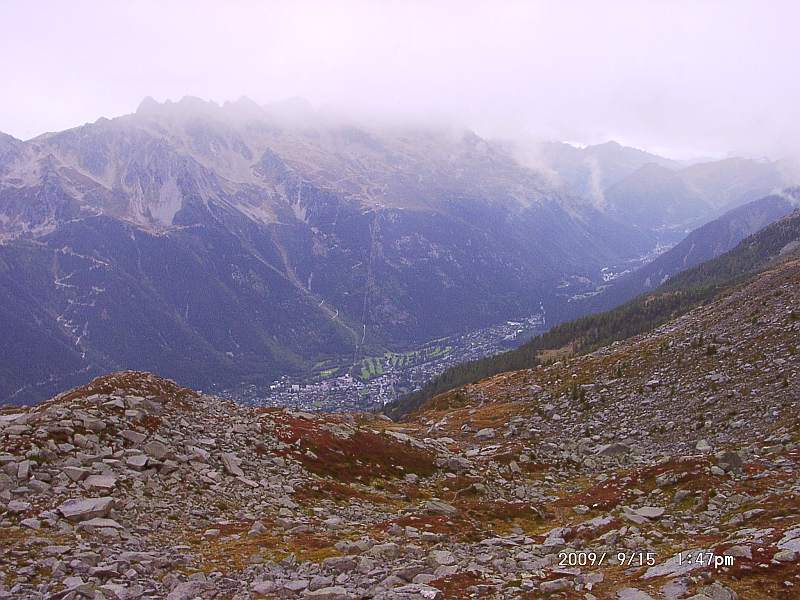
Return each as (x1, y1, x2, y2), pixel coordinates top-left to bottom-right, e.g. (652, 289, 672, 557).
(599, 158, 786, 239)
(603, 162, 711, 233)
(526, 140, 679, 204)
(388, 207, 800, 418)
(525, 140, 787, 240)
(681, 156, 787, 211)
(595, 188, 800, 307)
(0, 216, 358, 404)
(582, 140, 681, 189)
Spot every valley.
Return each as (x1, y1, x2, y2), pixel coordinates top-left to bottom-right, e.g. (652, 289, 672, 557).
(224, 310, 547, 411)
(224, 241, 675, 414)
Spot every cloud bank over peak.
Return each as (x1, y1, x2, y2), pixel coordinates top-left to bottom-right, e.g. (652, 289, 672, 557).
(1, 1, 798, 159)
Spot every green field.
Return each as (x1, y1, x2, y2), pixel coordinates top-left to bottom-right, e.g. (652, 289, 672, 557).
(356, 344, 453, 380)
(360, 356, 385, 379)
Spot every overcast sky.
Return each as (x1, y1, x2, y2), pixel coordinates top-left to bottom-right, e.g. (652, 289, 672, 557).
(1, 0, 798, 159)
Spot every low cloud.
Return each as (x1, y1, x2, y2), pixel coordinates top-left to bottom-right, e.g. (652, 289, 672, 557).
(1, 1, 798, 159)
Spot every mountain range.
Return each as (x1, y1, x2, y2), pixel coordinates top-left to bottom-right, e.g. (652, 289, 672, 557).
(529, 140, 788, 240)
(2, 95, 800, 598)
(0, 97, 794, 404)
(0, 97, 654, 404)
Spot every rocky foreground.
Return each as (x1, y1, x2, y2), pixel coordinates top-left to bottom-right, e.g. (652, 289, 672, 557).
(1, 258, 799, 599)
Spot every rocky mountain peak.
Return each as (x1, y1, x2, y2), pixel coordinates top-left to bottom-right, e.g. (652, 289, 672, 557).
(135, 96, 161, 115)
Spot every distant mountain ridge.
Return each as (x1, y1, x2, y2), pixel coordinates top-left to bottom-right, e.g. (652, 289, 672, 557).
(604, 162, 711, 232)
(529, 140, 787, 240)
(522, 140, 679, 207)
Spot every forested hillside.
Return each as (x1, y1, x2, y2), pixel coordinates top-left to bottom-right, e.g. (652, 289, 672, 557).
(386, 209, 800, 418)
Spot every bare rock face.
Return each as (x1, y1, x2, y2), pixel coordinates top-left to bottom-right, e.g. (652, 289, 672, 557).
(144, 440, 170, 460)
(635, 506, 665, 519)
(617, 589, 655, 600)
(596, 442, 630, 456)
(421, 500, 459, 516)
(84, 474, 117, 490)
(166, 580, 215, 600)
(220, 452, 245, 477)
(475, 427, 495, 440)
(63, 466, 91, 482)
(716, 450, 744, 473)
(120, 429, 147, 444)
(304, 586, 353, 599)
(57, 497, 115, 522)
(125, 454, 149, 470)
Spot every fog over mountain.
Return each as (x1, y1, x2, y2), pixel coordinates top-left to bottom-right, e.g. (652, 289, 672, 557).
(2, 1, 800, 161)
